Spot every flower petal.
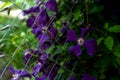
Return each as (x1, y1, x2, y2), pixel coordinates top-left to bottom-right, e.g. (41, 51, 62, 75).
(49, 27, 58, 39)
(32, 63, 43, 76)
(26, 15, 35, 27)
(82, 74, 96, 80)
(45, 0, 58, 12)
(38, 34, 50, 46)
(36, 9, 49, 27)
(84, 39, 97, 56)
(9, 66, 16, 73)
(67, 30, 77, 42)
(36, 75, 47, 80)
(69, 44, 82, 57)
(81, 27, 89, 38)
(20, 70, 31, 78)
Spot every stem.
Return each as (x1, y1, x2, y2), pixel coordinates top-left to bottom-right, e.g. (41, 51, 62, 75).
(85, 2, 89, 27)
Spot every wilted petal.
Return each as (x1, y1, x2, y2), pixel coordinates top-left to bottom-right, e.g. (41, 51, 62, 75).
(84, 39, 97, 56)
(67, 30, 77, 42)
(82, 74, 96, 80)
(69, 44, 82, 57)
(81, 27, 89, 38)
(20, 70, 31, 78)
(45, 0, 58, 12)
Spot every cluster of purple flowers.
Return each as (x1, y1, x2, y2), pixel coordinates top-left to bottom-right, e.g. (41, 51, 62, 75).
(9, 0, 97, 80)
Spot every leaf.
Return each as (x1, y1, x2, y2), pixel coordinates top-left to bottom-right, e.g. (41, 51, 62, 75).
(104, 36, 114, 50)
(108, 25, 120, 33)
(113, 44, 120, 59)
(97, 37, 104, 45)
(0, 2, 12, 9)
(88, 4, 104, 14)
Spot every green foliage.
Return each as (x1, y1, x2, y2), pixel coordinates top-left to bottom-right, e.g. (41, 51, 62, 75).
(109, 25, 120, 33)
(104, 36, 114, 50)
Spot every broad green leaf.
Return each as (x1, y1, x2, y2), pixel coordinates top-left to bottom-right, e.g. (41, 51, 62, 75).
(113, 44, 120, 59)
(104, 36, 114, 50)
(108, 25, 120, 32)
(97, 37, 104, 45)
(88, 4, 104, 14)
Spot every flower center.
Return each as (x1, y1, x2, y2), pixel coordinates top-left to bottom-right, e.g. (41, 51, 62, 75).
(42, 27, 47, 33)
(77, 38, 84, 46)
(24, 51, 31, 55)
(12, 74, 19, 79)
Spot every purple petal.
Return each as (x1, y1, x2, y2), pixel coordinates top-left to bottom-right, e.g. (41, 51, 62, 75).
(45, 0, 58, 12)
(36, 75, 47, 80)
(82, 74, 96, 80)
(40, 53, 49, 61)
(32, 63, 43, 76)
(84, 39, 97, 56)
(67, 30, 78, 42)
(69, 44, 82, 57)
(26, 15, 35, 27)
(9, 66, 16, 73)
(38, 34, 50, 46)
(49, 27, 58, 39)
(36, 9, 49, 27)
(20, 70, 31, 78)
(61, 22, 69, 34)
(81, 27, 89, 38)
(48, 64, 60, 80)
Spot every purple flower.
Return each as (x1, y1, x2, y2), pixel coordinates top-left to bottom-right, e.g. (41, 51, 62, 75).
(36, 8, 49, 27)
(47, 64, 60, 80)
(45, 0, 58, 13)
(82, 74, 96, 80)
(23, 6, 40, 15)
(26, 15, 35, 27)
(67, 28, 97, 57)
(32, 62, 43, 77)
(9, 66, 31, 80)
(36, 74, 47, 80)
(61, 22, 69, 34)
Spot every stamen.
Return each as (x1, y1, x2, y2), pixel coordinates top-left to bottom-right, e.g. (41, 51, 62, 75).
(77, 38, 84, 46)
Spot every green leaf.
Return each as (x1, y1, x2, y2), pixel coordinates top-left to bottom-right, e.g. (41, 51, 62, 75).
(97, 37, 104, 45)
(104, 36, 114, 50)
(0, 2, 12, 9)
(113, 44, 120, 59)
(108, 25, 120, 33)
(88, 4, 104, 14)
(104, 22, 109, 30)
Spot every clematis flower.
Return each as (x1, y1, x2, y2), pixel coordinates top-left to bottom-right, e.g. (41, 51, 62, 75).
(45, 0, 58, 13)
(82, 74, 96, 80)
(67, 28, 97, 57)
(32, 62, 43, 77)
(9, 66, 31, 80)
(23, 5, 40, 15)
(36, 74, 47, 80)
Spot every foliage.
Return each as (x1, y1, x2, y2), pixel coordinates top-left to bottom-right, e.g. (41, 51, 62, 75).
(0, 0, 120, 80)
